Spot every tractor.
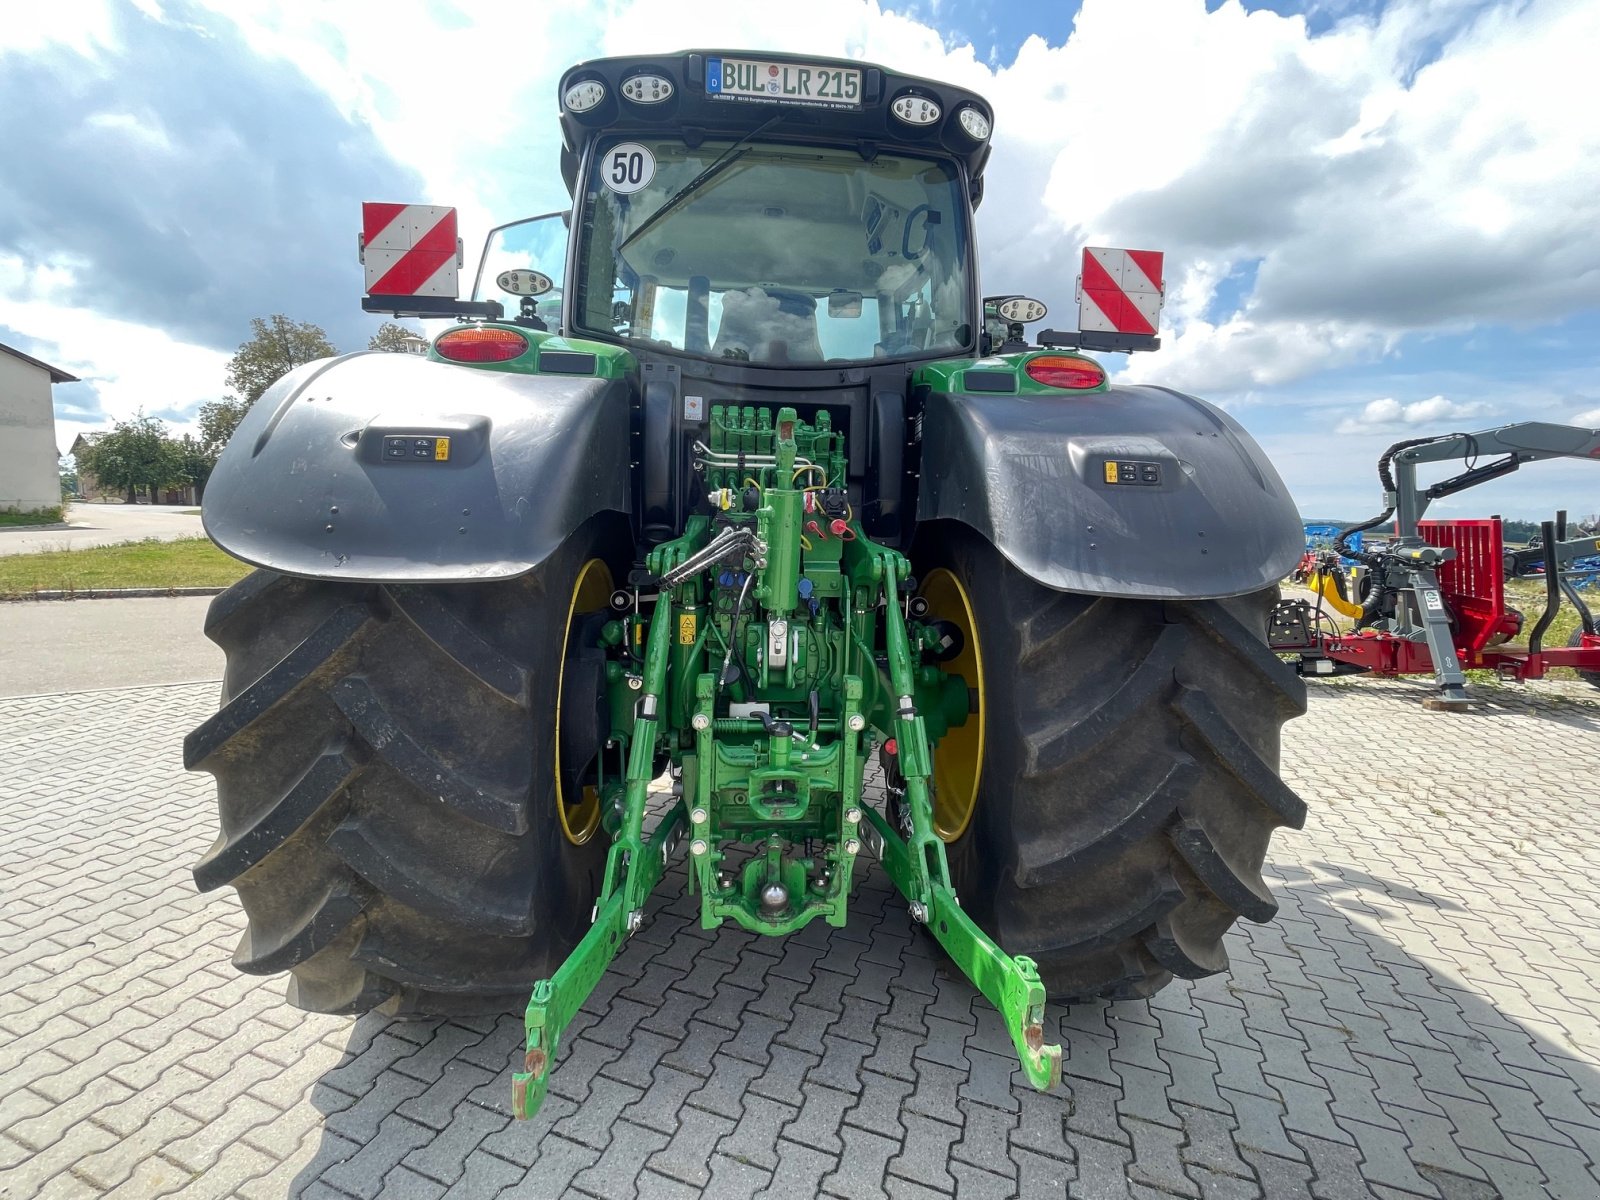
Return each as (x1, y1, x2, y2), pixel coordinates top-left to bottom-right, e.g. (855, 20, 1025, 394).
(186, 50, 1308, 1118)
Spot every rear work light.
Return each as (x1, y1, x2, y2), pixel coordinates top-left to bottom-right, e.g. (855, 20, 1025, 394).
(891, 94, 941, 126)
(1024, 354, 1106, 390)
(621, 73, 673, 103)
(434, 327, 529, 363)
(563, 79, 606, 113)
(956, 106, 991, 140)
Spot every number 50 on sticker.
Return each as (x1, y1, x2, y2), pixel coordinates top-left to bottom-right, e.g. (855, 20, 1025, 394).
(604, 142, 656, 194)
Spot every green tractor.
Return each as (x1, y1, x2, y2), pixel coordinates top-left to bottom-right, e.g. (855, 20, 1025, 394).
(186, 50, 1307, 1119)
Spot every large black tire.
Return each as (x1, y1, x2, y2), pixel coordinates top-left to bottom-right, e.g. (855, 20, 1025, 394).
(183, 520, 624, 1015)
(914, 525, 1307, 1003)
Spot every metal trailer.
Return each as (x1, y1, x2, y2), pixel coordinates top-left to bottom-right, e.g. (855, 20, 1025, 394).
(1271, 423, 1600, 707)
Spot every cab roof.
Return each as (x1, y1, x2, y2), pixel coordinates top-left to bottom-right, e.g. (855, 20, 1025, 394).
(556, 50, 994, 206)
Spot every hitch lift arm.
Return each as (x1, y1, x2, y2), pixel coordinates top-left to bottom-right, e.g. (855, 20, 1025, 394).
(512, 406, 1063, 1121)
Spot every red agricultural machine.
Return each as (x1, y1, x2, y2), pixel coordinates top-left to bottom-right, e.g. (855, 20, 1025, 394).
(1271, 423, 1600, 708)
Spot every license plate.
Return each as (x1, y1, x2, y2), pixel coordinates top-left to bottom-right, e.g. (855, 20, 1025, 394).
(706, 57, 862, 109)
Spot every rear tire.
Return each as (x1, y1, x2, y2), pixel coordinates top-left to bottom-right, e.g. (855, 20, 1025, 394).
(184, 520, 625, 1015)
(914, 525, 1307, 1003)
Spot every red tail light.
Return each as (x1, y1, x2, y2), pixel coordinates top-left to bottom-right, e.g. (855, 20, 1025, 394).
(434, 327, 529, 363)
(1024, 354, 1105, 390)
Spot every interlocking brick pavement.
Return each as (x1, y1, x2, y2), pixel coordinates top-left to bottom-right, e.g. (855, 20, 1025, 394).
(3, 676, 1600, 1198)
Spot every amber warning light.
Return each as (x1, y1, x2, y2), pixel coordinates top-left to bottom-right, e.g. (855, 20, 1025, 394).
(434, 327, 529, 363)
(1024, 354, 1105, 390)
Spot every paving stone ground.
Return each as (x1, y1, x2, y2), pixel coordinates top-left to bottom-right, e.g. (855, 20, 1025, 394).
(3, 675, 1600, 1199)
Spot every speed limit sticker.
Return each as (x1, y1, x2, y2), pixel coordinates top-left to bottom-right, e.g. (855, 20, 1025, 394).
(603, 142, 655, 194)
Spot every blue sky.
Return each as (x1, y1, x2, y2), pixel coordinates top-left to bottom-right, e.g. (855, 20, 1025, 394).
(3, 0, 1598, 519)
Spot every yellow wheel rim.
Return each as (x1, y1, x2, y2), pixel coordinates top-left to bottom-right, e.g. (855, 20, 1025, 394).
(555, 558, 614, 845)
(919, 568, 985, 841)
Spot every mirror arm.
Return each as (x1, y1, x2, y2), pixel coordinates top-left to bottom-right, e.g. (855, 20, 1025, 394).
(517, 296, 549, 331)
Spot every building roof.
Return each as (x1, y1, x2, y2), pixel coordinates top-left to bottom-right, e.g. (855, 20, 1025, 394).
(0, 340, 79, 384)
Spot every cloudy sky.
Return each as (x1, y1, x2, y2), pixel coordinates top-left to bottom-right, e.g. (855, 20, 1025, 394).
(3, 0, 1597, 518)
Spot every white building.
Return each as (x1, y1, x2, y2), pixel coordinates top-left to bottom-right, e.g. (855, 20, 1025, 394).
(0, 340, 77, 513)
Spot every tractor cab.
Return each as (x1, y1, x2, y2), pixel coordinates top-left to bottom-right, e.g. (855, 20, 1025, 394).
(465, 52, 995, 546)
(541, 51, 991, 362)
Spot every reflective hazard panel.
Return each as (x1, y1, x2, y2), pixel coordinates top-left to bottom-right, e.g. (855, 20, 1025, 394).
(1078, 247, 1164, 335)
(360, 203, 463, 298)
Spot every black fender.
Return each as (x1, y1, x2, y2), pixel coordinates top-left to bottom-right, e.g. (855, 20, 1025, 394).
(203, 352, 631, 582)
(917, 384, 1302, 599)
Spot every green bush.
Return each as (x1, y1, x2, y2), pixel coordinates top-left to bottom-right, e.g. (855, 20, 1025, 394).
(0, 505, 64, 528)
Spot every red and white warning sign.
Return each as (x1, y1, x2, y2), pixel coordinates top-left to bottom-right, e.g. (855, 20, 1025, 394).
(360, 203, 462, 298)
(1077, 247, 1164, 337)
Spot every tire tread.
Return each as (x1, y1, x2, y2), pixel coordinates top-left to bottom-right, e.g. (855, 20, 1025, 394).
(920, 524, 1305, 1004)
(189, 523, 618, 1016)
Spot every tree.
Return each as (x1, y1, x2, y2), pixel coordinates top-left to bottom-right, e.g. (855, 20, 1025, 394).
(197, 397, 252, 459)
(174, 434, 214, 503)
(368, 321, 425, 353)
(75, 413, 185, 504)
(199, 315, 337, 459)
(225, 315, 337, 408)
(59, 455, 78, 499)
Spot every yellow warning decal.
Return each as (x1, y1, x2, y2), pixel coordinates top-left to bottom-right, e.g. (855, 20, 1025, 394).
(1103, 460, 1119, 484)
(434, 437, 451, 461)
(679, 613, 697, 645)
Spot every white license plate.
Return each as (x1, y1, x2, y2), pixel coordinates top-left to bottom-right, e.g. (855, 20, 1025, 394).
(706, 57, 862, 109)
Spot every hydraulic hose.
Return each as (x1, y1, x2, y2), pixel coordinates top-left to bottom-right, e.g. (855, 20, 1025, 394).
(1335, 435, 1448, 567)
(656, 526, 761, 590)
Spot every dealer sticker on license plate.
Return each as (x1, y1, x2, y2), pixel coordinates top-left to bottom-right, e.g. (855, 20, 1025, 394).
(706, 57, 862, 109)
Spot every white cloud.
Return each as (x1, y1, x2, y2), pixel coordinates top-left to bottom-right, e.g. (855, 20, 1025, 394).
(977, 0, 1600, 393)
(0, 0, 124, 60)
(1574, 407, 1600, 428)
(187, 0, 614, 240)
(8, 0, 1600, 451)
(1119, 314, 1395, 395)
(1333, 394, 1491, 435)
(0, 254, 229, 449)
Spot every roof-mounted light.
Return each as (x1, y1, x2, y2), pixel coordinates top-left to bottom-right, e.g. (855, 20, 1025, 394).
(890, 94, 941, 127)
(621, 73, 673, 104)
(997, 297, 1047, 323)
(957, 106, 991, 140)
(563, 79, 606, 114)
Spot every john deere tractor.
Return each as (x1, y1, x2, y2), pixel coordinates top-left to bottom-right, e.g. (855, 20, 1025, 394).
(187, 50, 1307, 1117)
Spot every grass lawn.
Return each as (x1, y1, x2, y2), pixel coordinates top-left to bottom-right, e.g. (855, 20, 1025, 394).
(1502, 576, 1596, 680)
(0, 507, 64, 528)
(1504, 577, 1582, 645)
(0, 537, 251, 598)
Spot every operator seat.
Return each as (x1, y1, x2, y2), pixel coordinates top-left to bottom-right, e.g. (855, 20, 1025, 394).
(711, 288, 824, 362)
